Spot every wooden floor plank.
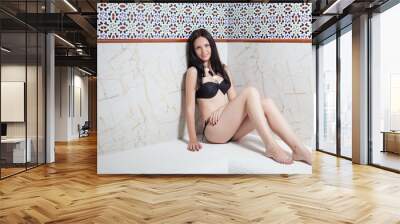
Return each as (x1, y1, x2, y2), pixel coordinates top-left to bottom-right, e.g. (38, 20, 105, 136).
(0, 134, 399, 223)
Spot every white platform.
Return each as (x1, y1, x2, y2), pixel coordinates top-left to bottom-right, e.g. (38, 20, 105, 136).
(98, 134, 312, 174)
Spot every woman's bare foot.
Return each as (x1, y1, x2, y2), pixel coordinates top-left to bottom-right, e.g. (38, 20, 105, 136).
(291, 144, 312, 165)
(265, 144, 293, 164)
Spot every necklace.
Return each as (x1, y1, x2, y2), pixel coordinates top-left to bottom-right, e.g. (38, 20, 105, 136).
(205, 67, 219, 82)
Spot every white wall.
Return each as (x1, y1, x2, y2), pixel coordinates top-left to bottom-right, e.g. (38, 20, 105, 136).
(1, 65, 38, 138)
(55, 66, 89, 141)
(71, 72, 89, 138)
(97, 42, 314, 157)
(1, 65, 26, 131)
(55, 66, 68, 141)
(227, 43, 314, 146)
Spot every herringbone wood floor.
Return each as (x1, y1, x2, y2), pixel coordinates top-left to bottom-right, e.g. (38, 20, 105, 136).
(1, 134, 400, 224)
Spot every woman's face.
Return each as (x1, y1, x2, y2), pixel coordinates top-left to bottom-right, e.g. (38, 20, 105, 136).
(193, 36, 211, 63)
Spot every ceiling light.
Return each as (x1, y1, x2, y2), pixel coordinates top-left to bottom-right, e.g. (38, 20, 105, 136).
(78, 67, 93, 76)
(54, 34, 75, 48)
(1, 47, 11, 53)
(63, 0, 78, 12)
(322, 0, 354, 15)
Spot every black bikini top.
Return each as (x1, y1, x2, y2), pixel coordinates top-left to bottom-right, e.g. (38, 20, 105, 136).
(196, 76, 231, 99)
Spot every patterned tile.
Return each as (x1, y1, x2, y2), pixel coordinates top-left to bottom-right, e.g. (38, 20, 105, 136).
(97, 3, 311, 41)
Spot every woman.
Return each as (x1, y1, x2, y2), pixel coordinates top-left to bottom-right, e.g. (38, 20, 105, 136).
(185, 28, 311, 165)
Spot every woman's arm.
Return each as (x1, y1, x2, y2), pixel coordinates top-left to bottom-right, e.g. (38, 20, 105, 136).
(224, 65, 237, 101)
(185, 67, 202, 150)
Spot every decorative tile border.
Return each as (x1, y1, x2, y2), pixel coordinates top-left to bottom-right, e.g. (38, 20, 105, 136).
(97, 3, 311, 42)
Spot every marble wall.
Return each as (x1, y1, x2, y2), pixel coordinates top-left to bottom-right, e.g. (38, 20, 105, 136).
(98, 43, 225, 155)
(97, 42, 313, 155)
(228, 43, 314, 145)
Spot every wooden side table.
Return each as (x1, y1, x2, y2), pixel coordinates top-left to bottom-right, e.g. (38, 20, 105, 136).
(381, 131, 400, 154)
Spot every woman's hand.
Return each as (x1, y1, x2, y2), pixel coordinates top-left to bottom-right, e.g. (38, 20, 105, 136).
(208, 106, 224, 126)
(187, 141, 202, 151)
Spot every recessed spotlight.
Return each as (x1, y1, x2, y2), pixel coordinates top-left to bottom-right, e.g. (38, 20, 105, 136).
(78, 67, 93, 76)
(54, 34, 75, 48)
(322, 0, 354, 15)
(63, 0, 78, 12)
(1, 47, 11, 53)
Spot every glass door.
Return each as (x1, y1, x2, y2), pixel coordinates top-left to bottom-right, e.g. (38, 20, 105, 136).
(1, 30, 28, 178)
(0, 0, 47, 179)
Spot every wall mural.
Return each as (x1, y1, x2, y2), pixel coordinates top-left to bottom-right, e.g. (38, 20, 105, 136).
(97, 3, 313, 174)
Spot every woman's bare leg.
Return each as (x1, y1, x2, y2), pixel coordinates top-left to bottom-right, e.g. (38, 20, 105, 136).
(205, 87, 292, 164)
(261, 98, 312, 164)
(231, 98, 312, 165)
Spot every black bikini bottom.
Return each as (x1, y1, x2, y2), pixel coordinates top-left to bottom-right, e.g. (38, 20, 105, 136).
(202, 120, 233, 143)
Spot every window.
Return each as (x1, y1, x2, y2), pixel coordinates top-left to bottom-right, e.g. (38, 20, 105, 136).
(340, 27, 352, 158)
(318, 36, 337, 154)
(370, 2, 400, 171)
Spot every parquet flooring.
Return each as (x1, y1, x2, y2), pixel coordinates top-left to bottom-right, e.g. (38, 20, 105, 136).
(1, 167, 26, 178)
(1, 134, 400, 223)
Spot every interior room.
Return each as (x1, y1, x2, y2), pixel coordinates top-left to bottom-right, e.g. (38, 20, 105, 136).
(0, 0, 399, 223)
